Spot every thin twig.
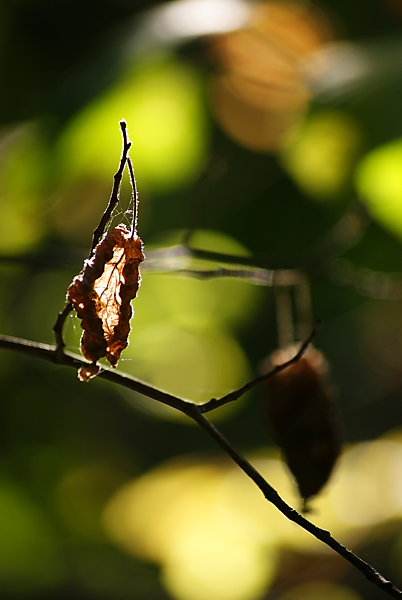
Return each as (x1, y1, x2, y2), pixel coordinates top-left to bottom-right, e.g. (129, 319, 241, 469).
(199, 320, 321, 414)
(52, 301, 73, 360)
(0, 332, 401, 598)
(91, 119, 131, 253)
(127, 156, 138, 239)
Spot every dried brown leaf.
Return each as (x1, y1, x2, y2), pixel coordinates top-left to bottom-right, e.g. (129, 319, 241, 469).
(261, 345, 341, 507)
(67, 224, 145, 381)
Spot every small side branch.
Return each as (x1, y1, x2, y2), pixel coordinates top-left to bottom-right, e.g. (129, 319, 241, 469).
(200, 319, 321, 414)
(52, 301, 73, 360)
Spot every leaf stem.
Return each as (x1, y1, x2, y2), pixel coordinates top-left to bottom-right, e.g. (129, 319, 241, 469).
(127, 156, 138, 239)
(91, 119, 131, 253)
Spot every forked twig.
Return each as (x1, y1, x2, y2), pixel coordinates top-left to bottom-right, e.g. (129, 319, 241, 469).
(0, 331, 401, 598)
(91, 120, 132, 252)
(52, 120, 132, 359)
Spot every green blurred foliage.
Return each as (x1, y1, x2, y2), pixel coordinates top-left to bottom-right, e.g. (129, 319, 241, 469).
(2, 1, 402, 599)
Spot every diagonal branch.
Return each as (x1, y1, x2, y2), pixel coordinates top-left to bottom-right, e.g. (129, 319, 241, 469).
(190, 410, 402, 599)
(0, 332, 401, 598)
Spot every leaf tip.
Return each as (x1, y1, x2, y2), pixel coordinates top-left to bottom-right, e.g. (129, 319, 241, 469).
(78, 362, 100, 382)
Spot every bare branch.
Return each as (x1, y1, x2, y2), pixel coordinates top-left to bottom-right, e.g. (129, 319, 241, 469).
(0, 331, 401, 598)
(0, 334, 195, 413)
(190, 410, 402, 599)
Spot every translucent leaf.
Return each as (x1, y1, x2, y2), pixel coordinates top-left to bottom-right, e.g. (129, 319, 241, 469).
(67, 224, 145, 381)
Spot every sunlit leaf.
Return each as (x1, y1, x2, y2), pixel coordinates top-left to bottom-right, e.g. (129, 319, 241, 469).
(68, 224, 144, 381)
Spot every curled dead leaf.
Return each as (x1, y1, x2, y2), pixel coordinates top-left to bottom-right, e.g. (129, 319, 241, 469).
(261, 345, 341, 508)
(68, 224, 145, 381)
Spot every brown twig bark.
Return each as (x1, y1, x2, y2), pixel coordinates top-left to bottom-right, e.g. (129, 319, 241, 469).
(0, 331, 401, 598)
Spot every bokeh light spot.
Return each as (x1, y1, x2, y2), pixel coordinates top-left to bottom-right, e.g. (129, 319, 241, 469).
(276, 580, 362, 600)
(103, 459, 277, 600)
(209, 1, 332, 151)
(57, 55, 208, 192)
(281, 111, 361, 199)
(356, 138, 402, 239)
(124, 321, 250, 409)
(328, 438, 402, 526)
(0, 125, 48, 253)
(161, 527, 275, 600)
